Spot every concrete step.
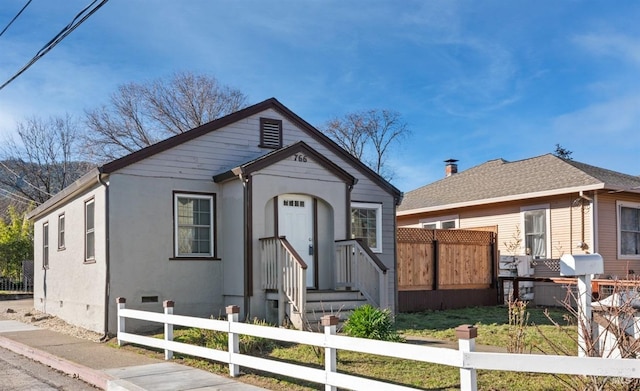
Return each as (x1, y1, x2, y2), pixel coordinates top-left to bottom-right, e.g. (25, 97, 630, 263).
(306, 289, 365, 302)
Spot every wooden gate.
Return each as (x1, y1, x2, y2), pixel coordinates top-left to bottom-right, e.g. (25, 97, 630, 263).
(397, 227, 498, 312)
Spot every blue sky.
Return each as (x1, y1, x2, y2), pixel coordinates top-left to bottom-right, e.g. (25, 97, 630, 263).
(1, 1, 639, 192)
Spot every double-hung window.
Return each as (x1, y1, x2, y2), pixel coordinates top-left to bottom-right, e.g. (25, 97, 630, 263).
(58, 213, 65, 250)
(351, 202, 382, 253)
(43, 222, 49, 269)
(522, 205, 549, 259)
(85, 199, 95, 261)
(174, 193, 215, 258)
(618, 201, 640, 258)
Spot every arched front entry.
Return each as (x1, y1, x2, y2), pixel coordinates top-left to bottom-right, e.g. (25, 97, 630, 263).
(278, 194, 314, 288)
(274, 193, 336, 290)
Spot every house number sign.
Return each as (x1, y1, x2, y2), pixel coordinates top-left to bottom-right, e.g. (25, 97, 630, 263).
(293, 154, 308, 163)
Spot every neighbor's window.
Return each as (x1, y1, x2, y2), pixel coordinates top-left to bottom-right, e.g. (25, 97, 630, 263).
(85, 199, 95, 261)
(351, 202, 382, 253)
(174, 193, 215, 257)
(420, 215, 459, 229)
(522, 206, 548, 259)
(58, 213, 65, 250)
(618, 201, 640, 258)
(43, 222, 49, 269)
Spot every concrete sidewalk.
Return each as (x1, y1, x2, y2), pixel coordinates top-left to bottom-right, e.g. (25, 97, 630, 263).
(0, 301, 267, 391)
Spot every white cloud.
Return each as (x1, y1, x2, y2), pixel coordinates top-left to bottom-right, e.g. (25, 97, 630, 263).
(573, 33, 640, 65)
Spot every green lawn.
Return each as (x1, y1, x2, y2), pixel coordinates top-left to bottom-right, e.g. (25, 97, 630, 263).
(119, 304, 609, 391)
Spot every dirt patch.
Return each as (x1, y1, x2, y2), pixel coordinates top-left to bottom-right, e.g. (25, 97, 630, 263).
(0, 299, 103, 342)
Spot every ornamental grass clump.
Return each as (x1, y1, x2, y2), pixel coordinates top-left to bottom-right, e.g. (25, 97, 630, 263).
(343, 304, 404, 342)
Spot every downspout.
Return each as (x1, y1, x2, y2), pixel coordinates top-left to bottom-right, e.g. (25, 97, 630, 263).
(578, 191, 593, 252)
(97, 170, 111, 340)
(239, 172, 251, 320)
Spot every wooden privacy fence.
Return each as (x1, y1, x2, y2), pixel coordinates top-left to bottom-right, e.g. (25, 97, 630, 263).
(116, 298, 640, 391)
(397, 228, 497, 311)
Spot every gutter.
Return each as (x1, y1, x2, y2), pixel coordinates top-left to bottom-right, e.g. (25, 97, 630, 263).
(27, 168, 101, 221)
(397, 184, 605, 216)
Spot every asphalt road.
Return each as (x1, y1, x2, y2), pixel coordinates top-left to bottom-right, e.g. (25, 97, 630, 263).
(0, 346, 98, 390)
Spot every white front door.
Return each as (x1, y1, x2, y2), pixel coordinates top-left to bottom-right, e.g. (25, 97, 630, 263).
(278, 194, 314, 288)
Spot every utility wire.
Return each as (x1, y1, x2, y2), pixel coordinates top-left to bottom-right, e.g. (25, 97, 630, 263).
(0, 160, 53, 197)
(0, 0, 110, 91)
(0, 187, 37, 205)
(0, 0, 33, 38)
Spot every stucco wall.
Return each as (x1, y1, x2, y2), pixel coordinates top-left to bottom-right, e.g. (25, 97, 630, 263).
(106, 173, 225, 332)
(32, 182, 107, 333)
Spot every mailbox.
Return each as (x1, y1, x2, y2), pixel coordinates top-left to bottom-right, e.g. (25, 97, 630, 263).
(560, 253, 603, 276)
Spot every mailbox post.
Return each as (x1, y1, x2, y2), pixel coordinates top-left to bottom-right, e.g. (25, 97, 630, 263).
(560, 253, 603, 357)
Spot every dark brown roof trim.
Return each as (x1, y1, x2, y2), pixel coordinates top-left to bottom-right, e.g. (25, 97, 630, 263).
(213, 141, 357, 186)
(99, 97, 401, 201)
(100, 98, 282, 173)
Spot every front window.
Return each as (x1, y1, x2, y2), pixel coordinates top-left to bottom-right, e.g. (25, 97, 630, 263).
(43, 222, 49, 269)
(174, 193, 215, 257)
(523, 208, 547, 259)
(85, 199, 95, 261)
(351, 202, 382, 253)
(618, 201, 640, 258)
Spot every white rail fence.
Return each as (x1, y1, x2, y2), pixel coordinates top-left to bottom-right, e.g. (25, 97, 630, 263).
(116, 298, 640, 391)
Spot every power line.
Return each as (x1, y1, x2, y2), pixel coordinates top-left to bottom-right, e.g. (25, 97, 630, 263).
(0, 160, 53, 197)
(0, 0, 33, 38)
(0, 187, 37, 205)
(0, 0, 110, 91)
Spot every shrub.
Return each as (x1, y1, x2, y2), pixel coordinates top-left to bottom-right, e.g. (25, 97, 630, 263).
(343, 304, 404, 342)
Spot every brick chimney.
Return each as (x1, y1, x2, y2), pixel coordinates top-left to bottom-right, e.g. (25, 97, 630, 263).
(445, 159, 458, 177)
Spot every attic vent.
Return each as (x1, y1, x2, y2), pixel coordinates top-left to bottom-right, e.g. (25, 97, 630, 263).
(260, 118, 282, 148)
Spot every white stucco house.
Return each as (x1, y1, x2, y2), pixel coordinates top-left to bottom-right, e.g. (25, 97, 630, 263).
(27, 98, 402, 334)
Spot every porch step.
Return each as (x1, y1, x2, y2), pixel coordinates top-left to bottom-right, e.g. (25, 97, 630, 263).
(304, 291, 368, 331)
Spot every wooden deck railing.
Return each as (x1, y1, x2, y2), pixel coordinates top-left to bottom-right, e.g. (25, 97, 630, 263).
(260, 236, 307, 324)
(335, 239, 388, 308)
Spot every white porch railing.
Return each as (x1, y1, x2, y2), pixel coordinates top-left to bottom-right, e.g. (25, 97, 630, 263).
(335, 239, 388, 308)
(116, 298, 640, 391)
(260, 236, 307, 325)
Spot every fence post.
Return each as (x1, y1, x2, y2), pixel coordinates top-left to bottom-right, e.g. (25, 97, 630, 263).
(116, 297, 126, 346)
(322, 315, 339, 391)
(456, 324, 478, 391)
(163, 300, 174, 360)
(227, 305, 240, 377)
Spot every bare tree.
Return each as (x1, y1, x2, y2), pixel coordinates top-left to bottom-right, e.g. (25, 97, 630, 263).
(0, 115, 92, 210)
(83, 72, 248, 162)
(321, 109, 409, 181)
(553, 144, 573, 160)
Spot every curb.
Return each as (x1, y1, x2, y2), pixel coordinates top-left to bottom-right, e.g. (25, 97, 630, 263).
(0, 335, 114, 389)
(0, 293, 33, 301)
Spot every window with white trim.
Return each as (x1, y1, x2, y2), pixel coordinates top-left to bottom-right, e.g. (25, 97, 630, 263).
(174, 193, 215, 257)
(521, 205, 549, 259)
(58, 213, 65, 250)
(85, 199, 95, 261)
(351, 202, 382, 253)
(43, 222, 49, 269)
(618, 201, 640, 258)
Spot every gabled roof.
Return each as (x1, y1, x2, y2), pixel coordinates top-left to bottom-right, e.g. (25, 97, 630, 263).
(213, 141, 357, 186)
(100, 97, 400, 199)
(398, 154, 640, 215)
(28, 98, 400, 220)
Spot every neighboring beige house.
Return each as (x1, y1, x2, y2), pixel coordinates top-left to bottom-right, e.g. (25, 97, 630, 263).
(28, 98, 402, 334)
(397, 154, 640, 305)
